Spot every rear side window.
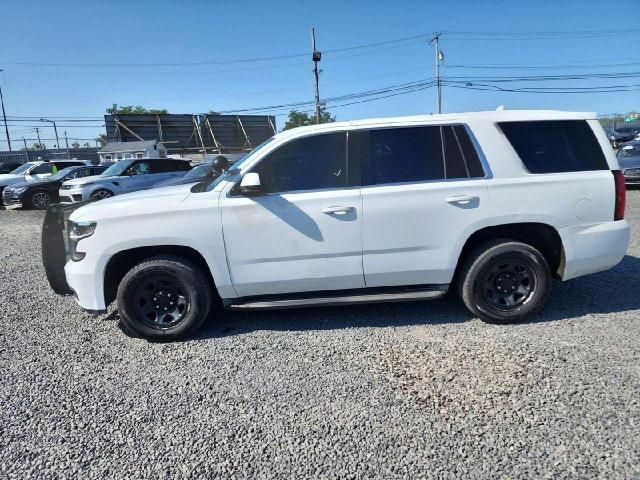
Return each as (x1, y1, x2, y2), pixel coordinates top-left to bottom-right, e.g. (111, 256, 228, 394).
(31, 163, 54, 174)
(498, 120, 608, 174)
(252, 132, 347, 193)
(361, 125, 484, 185)
(151, 160, 191, 173)
(365, 126, 444, 184)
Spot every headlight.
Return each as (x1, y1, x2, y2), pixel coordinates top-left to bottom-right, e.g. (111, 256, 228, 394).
(71, 184, 88, 189)
(12, 186, 27, 194)
(68, 221, 96, 261)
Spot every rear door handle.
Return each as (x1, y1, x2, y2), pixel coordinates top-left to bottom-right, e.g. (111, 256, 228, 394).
(446, 195, 478, 205)
(322, 205, 354, 215)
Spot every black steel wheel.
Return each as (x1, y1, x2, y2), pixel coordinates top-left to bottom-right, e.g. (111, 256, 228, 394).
(458, 239, 551, 323)
(132, 274, 191, 329)
(31, 191, 52, 210)
(117, 255, 213, 341)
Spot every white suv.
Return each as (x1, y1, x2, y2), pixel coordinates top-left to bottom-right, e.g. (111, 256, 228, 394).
(42, 110, 629, 340)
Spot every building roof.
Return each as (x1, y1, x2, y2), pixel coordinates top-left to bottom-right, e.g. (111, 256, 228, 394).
(99, 140, 164, 153)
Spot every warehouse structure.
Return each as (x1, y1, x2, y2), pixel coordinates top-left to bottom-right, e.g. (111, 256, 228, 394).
(104, 114, 276, 160)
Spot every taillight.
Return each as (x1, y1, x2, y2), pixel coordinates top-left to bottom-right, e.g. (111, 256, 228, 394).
(613, 170, 626, 221)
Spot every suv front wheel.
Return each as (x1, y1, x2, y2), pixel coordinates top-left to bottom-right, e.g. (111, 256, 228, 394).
(117, 256, 213, 340)
(458, 240, 551, 323)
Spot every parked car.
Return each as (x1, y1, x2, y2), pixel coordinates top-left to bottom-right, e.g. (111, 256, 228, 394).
(0, 160, 91, 199)
(42, 110, 629, 341)
(608, 126, 640, 148)
(0, 161, 22, 174)
(2, 165, 107, 209)
(58, 158, 191, 203)
(617, 141, 640, 184)
(152, 156, 231, 189)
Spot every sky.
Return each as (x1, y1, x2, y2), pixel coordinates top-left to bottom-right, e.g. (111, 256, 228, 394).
(0, 0, 639, 150)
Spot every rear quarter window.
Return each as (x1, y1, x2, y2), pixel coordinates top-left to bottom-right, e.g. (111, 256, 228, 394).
(498, 120, 608, 174)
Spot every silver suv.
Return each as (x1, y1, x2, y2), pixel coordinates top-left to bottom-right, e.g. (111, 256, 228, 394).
(59, 158, 191, 203)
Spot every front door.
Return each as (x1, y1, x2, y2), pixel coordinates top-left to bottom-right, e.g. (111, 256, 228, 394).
(220, 131, 364, 297)
(359, 125, 491, 287)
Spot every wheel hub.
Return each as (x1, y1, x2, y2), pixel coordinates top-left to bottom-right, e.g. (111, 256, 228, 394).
(153, 290, 175, 310)
(495, 273, 517, 293)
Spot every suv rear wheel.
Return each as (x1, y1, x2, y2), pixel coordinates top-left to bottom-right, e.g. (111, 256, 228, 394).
(116, 255, 213, 340)
(457, 239, 551, 323)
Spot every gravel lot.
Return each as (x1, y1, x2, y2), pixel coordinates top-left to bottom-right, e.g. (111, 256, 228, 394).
(1, 193, 640, 479)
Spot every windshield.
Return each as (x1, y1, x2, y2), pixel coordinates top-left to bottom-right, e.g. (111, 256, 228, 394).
(49, 167, 78, 181)
(10, 162, 36, 175)
(618, 144, 640, 158)
(100, 160, 134, 177)
(184, 164, 211, 179)
(197, 137, 276, 192)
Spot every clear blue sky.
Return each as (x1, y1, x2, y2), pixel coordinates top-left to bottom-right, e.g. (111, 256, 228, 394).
(0, 0, 639, 149)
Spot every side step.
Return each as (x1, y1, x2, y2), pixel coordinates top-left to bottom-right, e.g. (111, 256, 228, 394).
(226, 286, 448, 310)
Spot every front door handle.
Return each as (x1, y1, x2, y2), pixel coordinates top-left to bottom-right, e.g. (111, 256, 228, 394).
(322, 205, 354, 215)
(446, 195, 478, 205)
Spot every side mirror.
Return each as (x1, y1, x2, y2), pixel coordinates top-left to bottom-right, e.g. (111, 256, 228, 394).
(239, 172, 264, 196)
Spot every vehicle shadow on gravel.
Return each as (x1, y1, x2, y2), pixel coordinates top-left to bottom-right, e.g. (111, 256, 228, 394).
(190, 255, 640, 339)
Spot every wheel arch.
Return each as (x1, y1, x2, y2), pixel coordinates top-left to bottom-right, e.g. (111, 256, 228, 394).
(453, 222, 565, 283)
(103, 245, 217, 307)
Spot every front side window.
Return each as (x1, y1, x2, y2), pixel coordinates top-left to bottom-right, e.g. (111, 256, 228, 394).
(498, 120, 608, 174)
(252, 132, 347, 193)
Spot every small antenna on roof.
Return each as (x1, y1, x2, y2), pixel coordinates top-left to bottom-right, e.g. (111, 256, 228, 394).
(496, 105, 506, 111)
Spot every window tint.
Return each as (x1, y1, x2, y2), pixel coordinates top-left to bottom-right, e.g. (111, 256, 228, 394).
(128, 161, 151, 175)
(150, 160, 191, 173)
(499, 120, 608, 174)
(252, 133, 347, 193)
(452, 126, 485, 177)
(31, 163, 54, 175)
(91, 167, 106, 175)
(364, 126, 444, 184)
(73, 167, 91, 179)
(442, 126, 468, 179)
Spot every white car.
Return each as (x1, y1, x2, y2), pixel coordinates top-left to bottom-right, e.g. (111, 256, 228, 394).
(43, 110, 629, 340)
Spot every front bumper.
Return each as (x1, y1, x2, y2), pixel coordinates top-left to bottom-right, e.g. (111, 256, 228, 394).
(58, 187, 87, 203)
(2, 188, 24, 206)
(42, 202, 107, 313)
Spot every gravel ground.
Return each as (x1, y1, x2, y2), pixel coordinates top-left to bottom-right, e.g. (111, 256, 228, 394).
(1, 193, 640, 479)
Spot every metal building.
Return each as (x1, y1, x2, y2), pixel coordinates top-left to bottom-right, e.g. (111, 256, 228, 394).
(104, 114, 277, 157)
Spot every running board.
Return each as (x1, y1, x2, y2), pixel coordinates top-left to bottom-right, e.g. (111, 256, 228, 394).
(226, 287, 447, 310)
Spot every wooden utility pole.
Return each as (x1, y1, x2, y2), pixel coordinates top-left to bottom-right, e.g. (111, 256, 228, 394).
(311, 28, 322, 124)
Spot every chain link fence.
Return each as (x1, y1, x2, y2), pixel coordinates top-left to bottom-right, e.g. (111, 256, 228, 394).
(0, 147, 99, 165)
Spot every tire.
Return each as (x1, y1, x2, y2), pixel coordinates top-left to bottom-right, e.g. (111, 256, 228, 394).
(457, 239, 551, 324)
(116, 255, 213, 341)
(90, 189, 113, 201)
(30, 190, 52, 210)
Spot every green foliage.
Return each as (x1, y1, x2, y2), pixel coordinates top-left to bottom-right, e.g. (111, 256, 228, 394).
(283, 107, 336, 130)
(21, 143, 45, 151)
(71, 141, 81, 149)
(106, 104, 168, 115)
(207, 109, 220, 115)
(95, 134, 108, 147)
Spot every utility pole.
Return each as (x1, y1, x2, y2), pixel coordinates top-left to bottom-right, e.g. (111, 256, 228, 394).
(0, 69, 11, 151)
(64, 130, 70, 159)
(311, 28, 322, 124)
(40, 118, 59, 149)
(22, 136, 27, 150)
(429, 33, 443, 114)
(34, 127, 42, 148)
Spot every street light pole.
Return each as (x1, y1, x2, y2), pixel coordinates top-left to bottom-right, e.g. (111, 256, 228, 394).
(0, 69, 11, 151)
(40, 118, 59, 149)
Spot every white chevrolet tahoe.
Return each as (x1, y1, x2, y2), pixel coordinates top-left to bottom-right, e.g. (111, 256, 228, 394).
(42, 111, 629, 341)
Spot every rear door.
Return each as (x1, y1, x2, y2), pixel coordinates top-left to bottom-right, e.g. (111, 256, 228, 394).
(359, 124, 490, 287)
(120, 160, 153, 193)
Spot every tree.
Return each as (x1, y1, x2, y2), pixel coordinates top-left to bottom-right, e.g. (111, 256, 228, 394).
(95, 134, 108, 147)
(71, 141, 80, 149)
(207, 109, 220, 115)
(283, 107, 335, 130)
(106, 104, 168, 115)
(83, 142, 90, 148)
